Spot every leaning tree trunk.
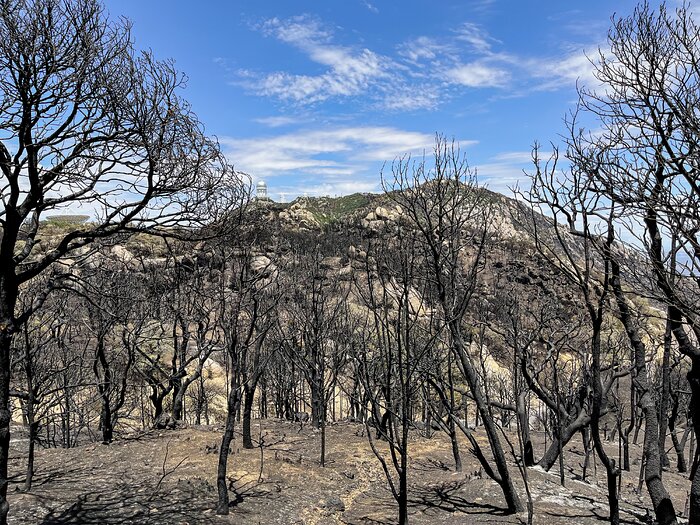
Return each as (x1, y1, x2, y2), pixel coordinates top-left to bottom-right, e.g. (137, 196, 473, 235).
(652, 301, 700, 521)
(611, 266, 676, 524)
(451, 327, 522, 513)
(638, 385, 676, 524)
(538, 410, 590, 471)
(242, 381, 257, 449)
(216, 367, 241, 515)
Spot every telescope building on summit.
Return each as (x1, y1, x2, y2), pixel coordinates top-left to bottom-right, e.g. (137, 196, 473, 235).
(256, 180, 268, 200)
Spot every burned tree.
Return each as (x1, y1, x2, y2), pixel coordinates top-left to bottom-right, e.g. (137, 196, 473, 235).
(382, 137, 523, 513)
(352, 220, 437, 525)
(278, 246, 348, 466)
(0, 0, 241, 520)
(214, 240, 278, 514)
(529, 2, 700, 522)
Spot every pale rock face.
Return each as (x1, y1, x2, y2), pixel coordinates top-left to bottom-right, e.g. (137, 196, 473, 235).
(359, 205, 403, 232)
(140, 257, 167, 270)
(360, 209, 387, 232)
(487, 211, 527, 241)
(374, 206, 391, 220)
(250, 255, 273, 275)
(111, 245, 134, 263)
(250, 254, 279, 286)
(278, 203, 321, 230)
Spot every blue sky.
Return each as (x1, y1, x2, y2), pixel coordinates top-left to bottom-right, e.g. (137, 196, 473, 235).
(102, 0, 673, 201)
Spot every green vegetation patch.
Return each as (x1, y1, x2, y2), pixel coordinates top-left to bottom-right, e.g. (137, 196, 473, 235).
(302, 193, 374, 225)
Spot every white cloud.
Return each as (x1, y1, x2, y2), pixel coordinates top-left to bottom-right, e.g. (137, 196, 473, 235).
(361, 0, 379, 14)
(446, 62, 510, 88)
(380, 86, 442, 111)
(260, 15, 330, 47)
(240, 16, 519, 111)
(221, 126, 477, 198)
(474, 150, 539, 194)
(491, 151, 534, 163)
(454, 22, 498, 54)
(236, 15, 605, 112)
(470, 0, 498, 14)
(254, 116, 304, 128)
(222, 126, 442, 176)
(529, 48, 600, 90)
(398, 36, 455, 64)
(243, 15, 394, 105)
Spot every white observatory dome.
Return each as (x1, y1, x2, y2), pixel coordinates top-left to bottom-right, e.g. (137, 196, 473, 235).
(256, 180, 268, 200)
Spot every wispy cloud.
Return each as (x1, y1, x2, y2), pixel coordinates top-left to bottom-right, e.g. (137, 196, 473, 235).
(380, 85, 443, 111)
(446, 62, 510, 88)
(240, 15, 394, 105)
(454, 22, 499, 54)
(474, 150, 542, 194)
(361, 0, 379, 14)
(254, 115, 305, 128)
(221, 126, 477, 198)
(398, 36, 454, 64)
(239, 16, 521, 111)
(528, 47, 601, 90)
(469, 0, 498, 15)
(236, 15, 603, 112)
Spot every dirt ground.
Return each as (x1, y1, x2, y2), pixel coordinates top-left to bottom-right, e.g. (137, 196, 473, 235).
(5, 419, 692, 524)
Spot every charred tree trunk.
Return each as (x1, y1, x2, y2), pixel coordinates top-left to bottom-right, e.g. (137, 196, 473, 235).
(242, 381, 257, 449)
(309, 369, 322, 430)
(170, 318, 190, 424)
(538, 410, 591, 471)
(216, 363, 241, 515)
(669, 391, 687, 473)
(451, 328, 522, 513)
(517, 390, 534, 467)
(25, 417, 38, 492)
(687, 356, 700, 522)
(448, 362, 462, 472)
(398, 450, 408, 525)
(151, 389, 164, 422)
(321, 402, 327, 467)
(171, 384, 186, 423)
(589, 312, 620, 525)
(622, 382, 636, 471)
(94, 335, 114, 444)
(658, 315, 673, 469)
(0, 319, 11, 525)
(22, 326, 36, 491)
(581, 427, 592, 481)
(611, 264, 676, 524)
